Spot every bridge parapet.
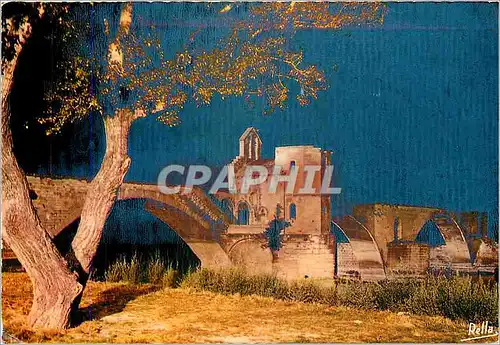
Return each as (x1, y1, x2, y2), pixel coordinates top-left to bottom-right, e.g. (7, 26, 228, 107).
(24, 176, 229, 235)
(26, 175, 88, 236)
(21, 175, 233, 269)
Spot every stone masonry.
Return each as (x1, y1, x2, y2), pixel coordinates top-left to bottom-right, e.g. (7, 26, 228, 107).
(2, 127, 498, 280)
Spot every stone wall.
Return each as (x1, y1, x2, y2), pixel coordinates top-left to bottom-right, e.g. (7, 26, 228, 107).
(336, 242, 360, 279)
(226, 224, 266, 234)
(227, 237, 274, 275)
(221, 233, 334, 280)
(332, 217, 386, 280)
(386, 242, 430, 277)
(20, 176, 232, 269)
(353, 204, 441, 262)
(230, 145, 330, 236)
(351, 204, 473, 273)
(8, 176, 496, 281)
(272, 234, 334, 280)
(27, 176, 89, 236)
(474, 239, 498, 274)
(458, 211, 489, 238)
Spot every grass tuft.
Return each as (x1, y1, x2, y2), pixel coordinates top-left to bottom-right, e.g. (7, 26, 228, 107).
(104, 257, 498, 324)
(180, 268, 498, 323)
(104, 255, 140, 284)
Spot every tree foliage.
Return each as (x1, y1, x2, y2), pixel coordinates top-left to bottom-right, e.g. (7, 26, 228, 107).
(40, 2, 386, 135)
(1, 3, 76, 71)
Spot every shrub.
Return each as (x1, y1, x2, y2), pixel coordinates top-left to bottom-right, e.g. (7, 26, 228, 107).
(122, 254, 141, 284)
(432, 276, 498, 323)
(181, 268, 288, 299)
(104, 253, 181, 285)
(404, 278, 441, 316)
(181, 267, 218, 291)
(374, 279, 418, 311)
(146, 252, 166, 285)
(104, 256, 127, 283)
(288, 279, 323, 303)
(320, 285, 338, 306)
(221, 268, 250, 295)
(162, 267, 179, 288)
(335, 280, 377, 309)
(107, 261, 498, 324)
(177, 268, 498, 324)
(104, 255, 141, 284)
(249, 273, 289, 299)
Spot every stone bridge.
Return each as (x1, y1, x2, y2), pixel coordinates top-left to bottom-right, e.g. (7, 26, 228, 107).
(333, 204, 497, 279)
(25, 176, 232, 269)
(352, 204, 472, 269)
(3, 177, 497, 281)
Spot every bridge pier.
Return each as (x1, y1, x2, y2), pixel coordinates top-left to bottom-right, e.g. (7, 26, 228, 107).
(4, 177, 496, 281)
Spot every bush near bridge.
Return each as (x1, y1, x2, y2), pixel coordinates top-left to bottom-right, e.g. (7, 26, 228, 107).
(103, 252, 183, 287)
(103, 255, 498, 324)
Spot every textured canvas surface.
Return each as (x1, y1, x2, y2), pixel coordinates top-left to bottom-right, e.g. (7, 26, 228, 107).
(2, 2, 498, 342)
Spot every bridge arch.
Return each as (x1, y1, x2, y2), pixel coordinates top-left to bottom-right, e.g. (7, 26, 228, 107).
(353, 205, 472, 271)
(58, 201, 203, 279)
(117, 183, 233, 269)
(26, 176, 232, 269)
(142, 200, 231, 269)
(415, 219, 445, 247)
(414, 213, 471, 270)
(227, 238, 273, 274)
(331, 217, 386, 281)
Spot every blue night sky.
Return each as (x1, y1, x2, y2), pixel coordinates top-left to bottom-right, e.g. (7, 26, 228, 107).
(42, 3, 498, 233)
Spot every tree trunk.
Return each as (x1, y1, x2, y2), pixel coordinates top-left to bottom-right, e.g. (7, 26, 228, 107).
(68, 3, 142, 312)
(68, 111, 135, 316)
(71, 1, 135, 278)
(71, 110, 134, 275)
(2, 3, 140, 329)
(2, 90, 83, 329)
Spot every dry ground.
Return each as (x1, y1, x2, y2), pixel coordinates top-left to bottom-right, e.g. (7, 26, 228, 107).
(1, 272, 485, 343)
